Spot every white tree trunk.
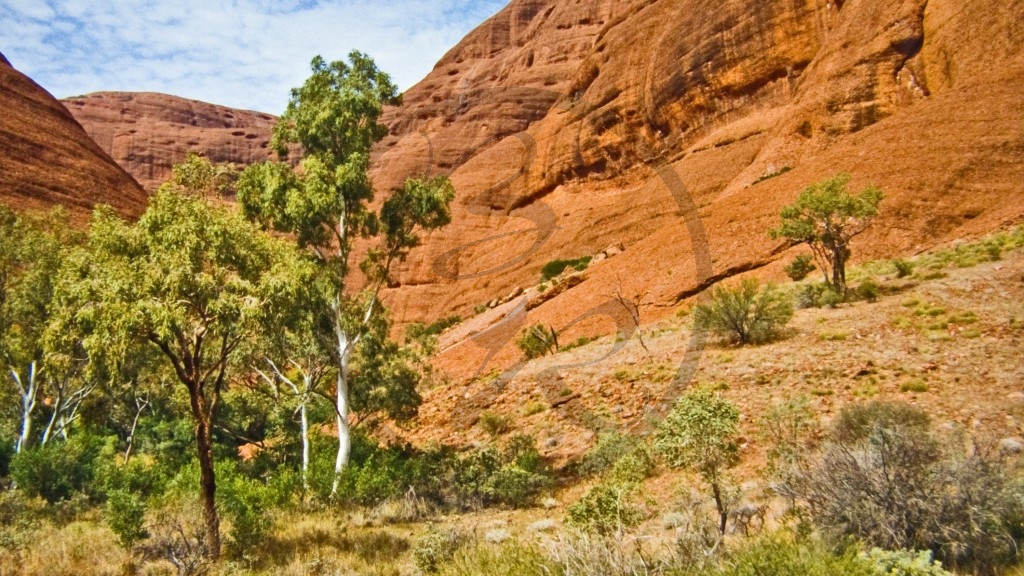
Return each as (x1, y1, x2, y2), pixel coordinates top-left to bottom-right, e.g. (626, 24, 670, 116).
(124, 396, 150, 463)
(331, 354, 351, 498)
(40, 391, 63, 446)
(298, 375, 311, 495)
(13, 362, 39, 454)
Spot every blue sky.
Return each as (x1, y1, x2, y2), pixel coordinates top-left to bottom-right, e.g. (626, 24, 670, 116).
(0, 0, 507, 113)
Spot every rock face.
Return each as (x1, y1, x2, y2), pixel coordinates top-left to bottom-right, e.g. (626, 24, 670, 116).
(368, 0, 1024, 377)
(63, 92, 283, 192)
(0, 53, 146, 218)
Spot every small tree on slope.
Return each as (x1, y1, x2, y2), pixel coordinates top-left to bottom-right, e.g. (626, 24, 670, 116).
(770, 173, 882, 296)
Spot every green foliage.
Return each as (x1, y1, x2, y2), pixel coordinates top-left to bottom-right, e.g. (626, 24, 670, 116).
(516, 323, 560, 359)
(753, 165, 792, 185)
(856, 278, 880, 303)
(796, 282, 843, 309)
(478, 411, 511, 438)
(693, 278, 793, 345)
(49, 188, 315, 555)
(576, 432, 646, 478)
(437, 542, 555, 576)
(106, 489, 148, 548)
(784, 254, 816, 281)
(349, 309, 426, 424)
(656, 388, 739, 475)
(0, 206, 81, 452)
(568, 481, 645, 535)
(770, 174, 883, 294)
(237, 53, 454, 487)
(272, 53, 400, 165)
(0, 434, 12, 478)
(218, 465, 275, 558)
(684, 535, 875, 576)
(656, 387, 740, 534)
(169, 151, 235, 198)
(406, 315, 461, 340)
(540, 256, 592, 283)
(10, 433, 104, 503)
(481, 435, 552, 508)
(54, 190, 313, 386)
(454, 435, 552, 509)
(860, 549, 952, 576)
(893, 259, 914, 278)
(566, 436, 655, 536)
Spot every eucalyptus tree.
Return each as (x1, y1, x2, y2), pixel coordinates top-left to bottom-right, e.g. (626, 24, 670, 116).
(0, 207, 88, 454)
(237, 52, 455, 496)
(53, 190, 313, 559)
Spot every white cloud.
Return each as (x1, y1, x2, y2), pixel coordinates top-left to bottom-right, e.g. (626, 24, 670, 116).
(0, 0, 506, 113)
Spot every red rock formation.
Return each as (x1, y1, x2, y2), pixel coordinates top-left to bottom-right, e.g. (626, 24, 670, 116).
(368, 0, 1024, 377)
(0, 52, 146, 218)
(63, 92, 283, 192)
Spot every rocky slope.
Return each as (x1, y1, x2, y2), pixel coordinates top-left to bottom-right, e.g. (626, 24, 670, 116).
(0, 52, 146, 218)
(367, 0, 1024, 377)
(63, 92, 283, 192)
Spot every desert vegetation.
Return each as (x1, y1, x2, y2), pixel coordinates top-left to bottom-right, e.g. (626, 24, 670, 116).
(3, 38, 1024, 576)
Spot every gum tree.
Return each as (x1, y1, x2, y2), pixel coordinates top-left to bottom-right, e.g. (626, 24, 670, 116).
(0, 207, 89, 454)
(53, 190, 312, 559)
(655, 387, 741, 535)
(237, 52, 455, 496)
(770, 174, 883, 295)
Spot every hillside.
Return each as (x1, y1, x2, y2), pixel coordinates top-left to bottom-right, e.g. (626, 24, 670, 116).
(407, 232, 1024, 463)
(62, 92, 284, 192)
(0, 52, 146, 218)
(368, 0, 1024, 378)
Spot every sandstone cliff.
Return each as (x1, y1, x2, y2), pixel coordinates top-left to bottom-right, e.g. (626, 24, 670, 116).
(368, 0, 1024, 377)
(63, 92, 283, 192)
(0, 53, 145, 218)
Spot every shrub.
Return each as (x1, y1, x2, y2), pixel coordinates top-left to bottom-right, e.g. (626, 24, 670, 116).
(656, 388, 741, 534)
(759, 396, 819, 506)
(780, 401, 1024, 573)
(478, 411, 512, 437)
(784, 254, 816, 281)
(893, 258, 914, 278)
(9, 434, 105, 503)
(139, 500, 212, 576)
(694, 535, 874, 576)
(856, 278, 880, 302)
(693, 278, 793, 344)
(860, 549, 952, 576)
(454, 435, 552, 509)
(575, 432, 644, 478)
(540, 256, 592, 283)
(516, 323, 559, 359)
(407, 315, 462, 340)
(547, 531, 656, 575)
(438, 541, 555, 576)
(481, 435, 552, 508)
(567, 481, 645, 535)
(219, 469, 274, 558)
(796, 282, 843, 309)
(413, 527, 465, 573)
(106, 490, 148, 548)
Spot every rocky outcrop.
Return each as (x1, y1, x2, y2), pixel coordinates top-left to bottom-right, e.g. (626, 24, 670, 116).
(0, 52, 146, 218)
(369, 0, 1024, 377)
(63, 92, 283, 192)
